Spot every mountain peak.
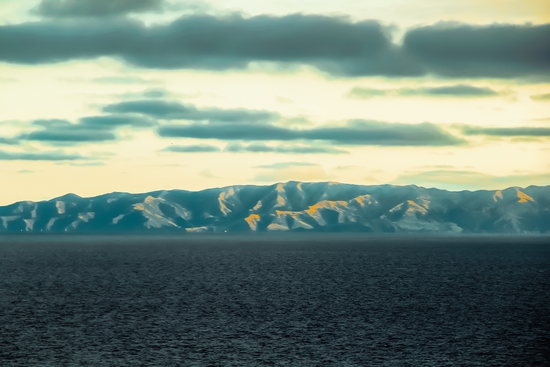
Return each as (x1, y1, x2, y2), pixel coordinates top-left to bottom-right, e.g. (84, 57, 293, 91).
(53, 193, 82, 201)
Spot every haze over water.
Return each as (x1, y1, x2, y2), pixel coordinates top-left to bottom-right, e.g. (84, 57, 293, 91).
(1, 234, 549, 366)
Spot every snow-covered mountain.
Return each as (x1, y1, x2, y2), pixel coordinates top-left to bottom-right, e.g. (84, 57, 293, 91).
(1, 182, 549, 234)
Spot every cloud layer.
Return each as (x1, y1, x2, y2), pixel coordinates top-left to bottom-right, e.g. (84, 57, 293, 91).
(1, 15, 548, 78)
(163, 144, 221, 153)
(530, 93, 550, 101)
(255, 162, 317, 169)
(349, 84, 501, 98)
(104, 100, 278, 123)
(224, 143, 348, 154)
(460, 125, 550, 137)
(403, 22, 550, 78)
(158, 120, 464, 146)
(18, 115, 154, 144)
(0, 149, 85, 161)
(34, 0, 166, 18)
(0, 137, 19, 145)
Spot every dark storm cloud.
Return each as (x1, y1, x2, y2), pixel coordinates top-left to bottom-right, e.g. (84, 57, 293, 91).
(530, 93, 550, 101)
(0, 149, 85, 161)
(460, 126, 550, 137)
(403, 23, 550, 78)
(163, 144, 221, 153)
(104, 100, 278, 123)
(0, 15, 418, 76)
(1, 16, 547, 78)
(33, 0, 166, 18)
(224, 142, 348, 154)
(158, 120, 464, 146)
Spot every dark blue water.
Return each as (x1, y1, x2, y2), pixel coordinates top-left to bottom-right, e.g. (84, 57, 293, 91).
(1, 235, 549, 366)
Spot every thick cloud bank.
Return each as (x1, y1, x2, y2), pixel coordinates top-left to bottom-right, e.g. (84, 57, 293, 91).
(403, 23, 550, 78)
(34, 0, 165, 18)
(1, 15, 547, 78)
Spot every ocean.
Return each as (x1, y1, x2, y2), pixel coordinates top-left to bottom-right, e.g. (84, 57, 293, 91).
(1, 234, 549, 366)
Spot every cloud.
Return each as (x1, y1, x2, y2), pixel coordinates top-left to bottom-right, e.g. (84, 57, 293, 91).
(348, 88, 389, 98)
(21, 130, 117, 142)
(199, 169, 218, 179)
(79, 115, 156, 128)
(167, 0, 211, 13)
(460, 125, 550, 137)
(0, 137, 20, 145)
(120, 88, 177, 100)
(403, 22, 550, 78)
(162, 142, 347, 154)
(394, 169, 550, 190)
(57, 161, 106, 166)
(33, 0, 166, 18)
(121, 89, 203, 101)
(348, 84, 501, 99)
(399, 84, 501, 97)
(91, 76, 154, 84)
(0, 16, 548, 78)
(276, 96, 294, 104)
(104, 100, 278, 123)
(142, 88, 171, 98)
(255, 162, 317, 169)
(0, 15, 414, 76)
(19, 119, 116, 143)
(0, 149, 86, 161)
(32, 119, 71, 128)
(162, 144, 221, 153)
(159, 120, 465, 146)
(530, 93, 550, 101)
(18, 115, 154, 144)
(224, 142, 348, 154)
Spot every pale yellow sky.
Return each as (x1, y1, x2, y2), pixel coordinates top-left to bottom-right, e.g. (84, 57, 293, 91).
(0, 0, 549, 205)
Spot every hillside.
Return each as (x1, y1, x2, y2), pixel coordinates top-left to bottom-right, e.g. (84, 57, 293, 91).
(1, 182, 549, 233)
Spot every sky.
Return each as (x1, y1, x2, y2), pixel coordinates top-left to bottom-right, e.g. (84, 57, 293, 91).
(0, 0, 549, 204)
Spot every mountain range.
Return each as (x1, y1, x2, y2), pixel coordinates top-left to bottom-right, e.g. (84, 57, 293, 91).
(1, 182, 549, 234)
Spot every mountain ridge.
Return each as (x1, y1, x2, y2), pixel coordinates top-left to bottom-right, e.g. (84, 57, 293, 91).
(1, 182, 549, 234)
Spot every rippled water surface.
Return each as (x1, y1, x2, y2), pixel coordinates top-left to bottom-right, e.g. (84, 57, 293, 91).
(1, 235, 549, 366)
